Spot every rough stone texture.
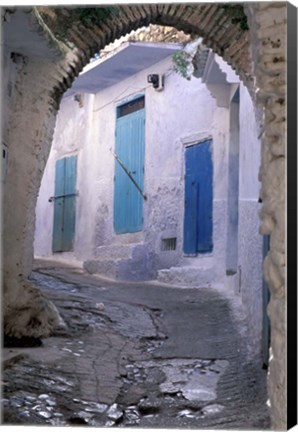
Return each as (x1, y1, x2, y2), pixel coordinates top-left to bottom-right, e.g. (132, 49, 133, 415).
(2, 8, 85, 338)
(2, 265, 270, 429)
(36, 4, 253, 90)
(127, 23, 191, 44)
(244, 2, 287, 429)
(2, 55, 62, 337)
(2, 4, 287, 428)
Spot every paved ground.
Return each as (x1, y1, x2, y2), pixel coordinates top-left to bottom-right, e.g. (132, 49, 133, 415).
(2, 261, 270, 429)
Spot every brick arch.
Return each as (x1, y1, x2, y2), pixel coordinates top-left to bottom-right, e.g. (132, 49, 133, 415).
(36, 4, 252, 101)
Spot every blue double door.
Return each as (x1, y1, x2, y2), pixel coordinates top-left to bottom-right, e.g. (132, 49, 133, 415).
(114, 99, 145, 234)
(52, 155, 77, 252)
(183, 140, 213, 255)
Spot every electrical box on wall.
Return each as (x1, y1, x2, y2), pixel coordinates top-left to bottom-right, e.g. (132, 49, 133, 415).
(2, 143, 8, 182)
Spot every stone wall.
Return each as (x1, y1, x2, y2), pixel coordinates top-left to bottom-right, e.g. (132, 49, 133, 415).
(127, 23, 191, 44)
(244, 2, 287, 429)
(2, 53, 62, 337)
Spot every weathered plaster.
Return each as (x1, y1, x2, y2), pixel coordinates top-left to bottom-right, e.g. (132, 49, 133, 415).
(34, 93, 95, 262)
(3, 54, 62, 337)
(35, 55, 221, 279)
(237, 83, 263, 355)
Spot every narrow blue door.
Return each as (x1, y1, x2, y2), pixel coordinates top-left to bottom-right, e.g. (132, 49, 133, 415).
(53, 155, 77, 252)
(183, 140, 213, 254)
(114, 98, 145, 234)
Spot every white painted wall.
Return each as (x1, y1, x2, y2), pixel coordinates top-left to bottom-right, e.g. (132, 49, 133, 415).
(34, 47, 264, 354)
(238, 83, 263, 355)
(34, 52, 262, 324)
(35, 53, 230, 279)
(34, 93, 95, 266)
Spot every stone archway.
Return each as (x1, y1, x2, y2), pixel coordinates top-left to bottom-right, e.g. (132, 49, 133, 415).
(2, 3, 286, 428)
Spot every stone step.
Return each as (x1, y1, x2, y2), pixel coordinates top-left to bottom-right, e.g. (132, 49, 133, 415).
(83, 259, 119, 279)
(94, 243, 141, 260)
(178, 255, 214, 268)
(157, 265, 216, 288)
(84, 243, 156, 281)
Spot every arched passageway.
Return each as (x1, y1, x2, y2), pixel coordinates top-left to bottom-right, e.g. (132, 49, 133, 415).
(2, 4, 286, 428)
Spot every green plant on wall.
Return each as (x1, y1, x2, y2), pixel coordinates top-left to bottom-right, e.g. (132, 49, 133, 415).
(78, 7, 119, 27)
(172, 50, 193, 80)
(222, 4, 249, 30)
(46, 6, 120, 39)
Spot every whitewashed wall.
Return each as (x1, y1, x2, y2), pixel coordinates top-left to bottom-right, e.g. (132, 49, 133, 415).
(35, 55, 229, 279)
(34, 55, 262, 338)
(34, 51, 263, 355)
(238, 83, 263, 355)
(34, 93, 95, 266)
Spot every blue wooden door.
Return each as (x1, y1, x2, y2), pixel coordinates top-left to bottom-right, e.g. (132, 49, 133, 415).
(183, 140, 213, 254)
(53, 155, 77, 252)
(114, 105, 145, 234)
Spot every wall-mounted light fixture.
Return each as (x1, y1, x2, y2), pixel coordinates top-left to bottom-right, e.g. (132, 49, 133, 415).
(147, 74, 164, 92)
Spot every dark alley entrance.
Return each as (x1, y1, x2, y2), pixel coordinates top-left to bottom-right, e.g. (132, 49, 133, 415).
(2, 261, 270, 429)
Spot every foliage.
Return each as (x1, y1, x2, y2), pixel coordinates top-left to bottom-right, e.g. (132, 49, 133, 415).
(172, 50, 192, 81)
(222, 4, 249, 30)
(78, 7, 119, 27)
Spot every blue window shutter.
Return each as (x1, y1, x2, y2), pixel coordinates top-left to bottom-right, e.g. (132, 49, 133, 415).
(63, 155, 77, 251)
(52, 155, 77, 252)
(53, 158, 65, 252)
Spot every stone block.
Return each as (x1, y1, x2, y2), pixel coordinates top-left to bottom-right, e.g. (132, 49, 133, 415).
(256, 7, 286, 28)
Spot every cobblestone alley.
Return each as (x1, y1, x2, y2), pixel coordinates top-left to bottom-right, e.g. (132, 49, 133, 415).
(2, 262, 270, 429)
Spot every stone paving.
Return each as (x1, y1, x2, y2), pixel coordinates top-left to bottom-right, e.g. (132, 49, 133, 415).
(1, 263, 270, 429)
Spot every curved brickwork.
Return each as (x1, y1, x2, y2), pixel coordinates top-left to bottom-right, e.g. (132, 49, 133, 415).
(36, 4, 252, 99)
